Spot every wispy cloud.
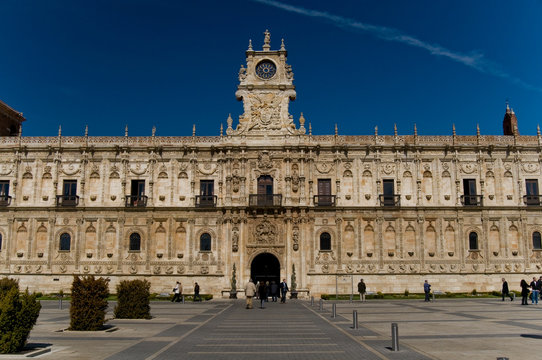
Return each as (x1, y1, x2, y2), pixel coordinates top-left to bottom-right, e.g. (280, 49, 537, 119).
(253, 0, 542, 93)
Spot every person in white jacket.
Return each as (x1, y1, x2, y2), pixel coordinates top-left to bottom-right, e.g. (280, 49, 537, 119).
(245, 279, 256, 309)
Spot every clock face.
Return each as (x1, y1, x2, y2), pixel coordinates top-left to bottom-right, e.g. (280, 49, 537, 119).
(255, 60, 276, 80)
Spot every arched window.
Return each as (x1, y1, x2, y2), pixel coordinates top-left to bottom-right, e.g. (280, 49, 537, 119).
(320, 232, 331, 251)
(533, 232, 542, 250)
(129, 233, 141, 251)
(60, 233, 71, 251)
(469, 232, 478, 250)
(0, 233, 2, 251)
(200, 233, 211, 251)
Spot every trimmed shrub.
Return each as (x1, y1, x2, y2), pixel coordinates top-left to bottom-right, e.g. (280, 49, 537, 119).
(0, 278, 41, 354)
(114, 279, 151, 319)
(70, 276, 110, 331)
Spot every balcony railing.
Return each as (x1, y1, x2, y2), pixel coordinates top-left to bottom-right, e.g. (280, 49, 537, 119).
(314, 195, 336, 207)
(379, 194, 401, 207)
(56, 195, 79, 207)
(0, 195, 11, 206)
(249, 194, 282, 207)
(125, 195, 148, 207)
(196, 195, 217, 207)
(524, 195, 541, 206)
(461, 195, 483, 206)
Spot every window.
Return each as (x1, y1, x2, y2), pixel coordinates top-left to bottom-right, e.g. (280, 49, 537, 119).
(0, 180, 9, 197)
(128, 180, 147, 207)
(0, 180, 10, 206)
(380, 179, 397, 206)
(257, 175, 274, 205)
(197, 180, 215, 206)
(533, 232, 542, 250)
(320, 232, 331, 251)
(129, 233, 141, 251)
(463, 179, 479, 206)
(0, 233, 2, 251)
(58, 180, 78, 206)
(59, 233, 71, 251)
(525, 180, 540, 205)
(316, 179, 333, 206)
(469, 232, 478, 250)
(200, 233, 211, 251)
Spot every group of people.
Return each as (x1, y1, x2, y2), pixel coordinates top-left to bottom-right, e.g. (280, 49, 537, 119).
(245, 278, 289, 309)
(171, 281, 201, 302)
(516, 277, 542, 305)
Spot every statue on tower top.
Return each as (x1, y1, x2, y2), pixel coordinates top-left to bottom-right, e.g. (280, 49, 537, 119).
(263, 29, 271, 51)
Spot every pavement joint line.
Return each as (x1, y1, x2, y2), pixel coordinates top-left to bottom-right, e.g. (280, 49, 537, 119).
(140, 302, 233, 360)
(308, 301, 441, 360)
(194, 343, 338, 347)
(301, 302, 389, 360)
(187, 350, 346, 354)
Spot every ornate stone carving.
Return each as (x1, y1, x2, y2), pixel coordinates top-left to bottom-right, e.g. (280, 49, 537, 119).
(232, 227, 239, 252)
(292, 226, 299, 251)
(255, 219, 277, 244)
(315, 162, 333, 174)
(522, 162, 539, 173)
(460, 163, 477, 174)
(258, 151, 273, 170)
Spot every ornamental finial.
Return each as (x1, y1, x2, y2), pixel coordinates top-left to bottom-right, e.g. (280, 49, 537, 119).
(125, 125, 128, 136)
(476, 123, 480, 136)
(299, 112, 305, 127)
(192, 124, 196, 136)
(452, 123, 456, 136)
(394, 123, 397, 136)
(152, 126, 156, 136)
(374, 126, 378, 136)
(85, 125, 88, 136)
(309, 122, 312, 136)
(58, 125, 62, 137)
(335, 123, 338, 136)
(414, 123, 417, 136)
(263, 29, 271, 51)
(248, 39, 253, 51)
(280, 38, 286, 51)
(538, 124, 541, 137)
(220, 123, 223, 137)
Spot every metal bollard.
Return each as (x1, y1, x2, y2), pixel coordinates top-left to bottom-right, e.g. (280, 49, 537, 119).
(332, 303, 336, 318)
(182, 295, 185, 304)
(391, 323, 399, 351)
(349, 294, 353, 303)
(432, 293, 435, 302)
(311, 296, 314, 306)
(352, 310, 358, 329)
(512, 293, 516, 301)
(319, 298, 323, 311)
(59, 297, 63, 310)
(496, 358, 509, 360)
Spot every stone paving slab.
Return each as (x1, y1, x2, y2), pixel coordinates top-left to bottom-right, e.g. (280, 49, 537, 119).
(7, 298, 542, 359)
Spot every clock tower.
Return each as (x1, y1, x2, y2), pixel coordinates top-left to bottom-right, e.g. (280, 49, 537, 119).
(228, 30, 304, 136)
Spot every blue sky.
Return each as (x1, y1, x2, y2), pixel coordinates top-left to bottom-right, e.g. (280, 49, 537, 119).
(1, 0, 541, 136)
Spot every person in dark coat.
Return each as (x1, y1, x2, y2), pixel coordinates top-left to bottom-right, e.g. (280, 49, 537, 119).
(280, 279, 289, 303)
(258, 282, 268, 308)
(520, 279, 530, 305)
(501, 278, 513, 301)
(357, 279, 367, 302)
(423, 280, 431, 302)
(270, 281, 279, 302)
(194, 282, 201, 302)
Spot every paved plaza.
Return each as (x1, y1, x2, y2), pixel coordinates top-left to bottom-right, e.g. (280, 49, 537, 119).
(3, 297, 542, 359)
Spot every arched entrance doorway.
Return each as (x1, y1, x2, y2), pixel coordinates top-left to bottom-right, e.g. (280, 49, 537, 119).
(251, 253, 280, 285)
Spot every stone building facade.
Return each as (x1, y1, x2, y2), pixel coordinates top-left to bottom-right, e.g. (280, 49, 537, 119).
(1, 32, 542, 296)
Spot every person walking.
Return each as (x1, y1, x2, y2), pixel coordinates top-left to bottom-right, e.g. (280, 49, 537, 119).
(501, 278, 513, 301)
(520, 279, 530, 305)
(270, 281, 279, 302)
(194, 282, 201, 302)
(357, 278, 367, 302)
(171, 281, 182, 302)
(280, 278, 289, 303)
(530, 277, 539, 304)
(423, 280, 431, 302)
(258, 281, 267, 309)
(245, 278, 256, 309)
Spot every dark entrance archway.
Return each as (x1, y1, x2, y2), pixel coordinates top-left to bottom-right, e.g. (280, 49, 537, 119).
(250, 253, 280, 285)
